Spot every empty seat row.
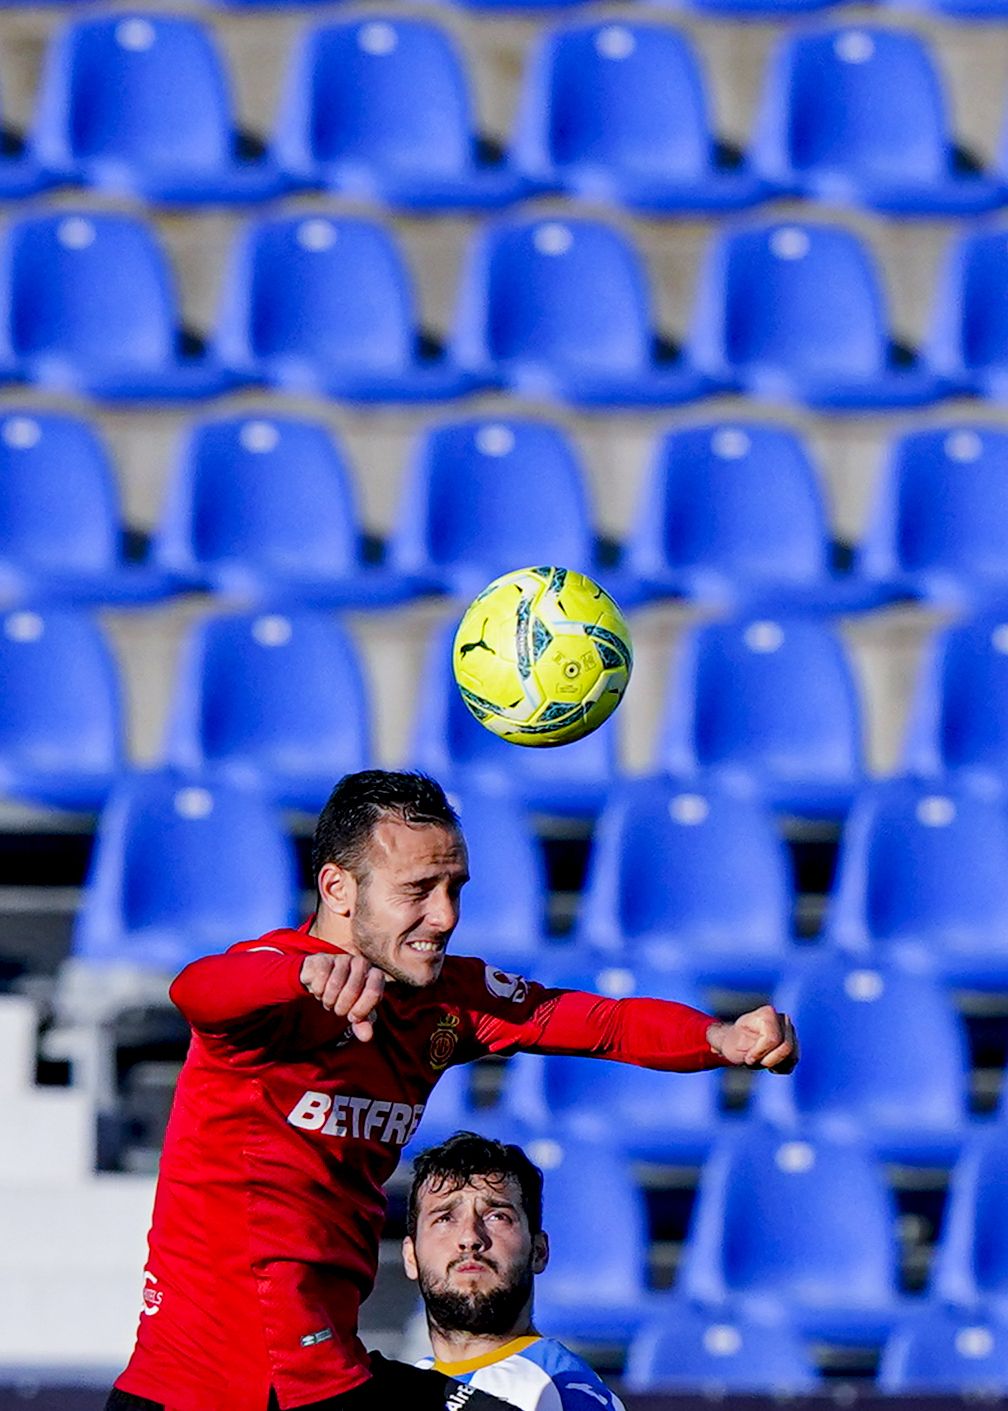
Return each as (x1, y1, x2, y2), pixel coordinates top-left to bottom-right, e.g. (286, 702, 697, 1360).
(421, 951, 984, 1166)
(426, 1125, 1008, 1359)
(1, 16, 1005, 215)
(9, 206, 1008, 406)
(16, 604, 1008, 820)
(8, 410, 1008, 614)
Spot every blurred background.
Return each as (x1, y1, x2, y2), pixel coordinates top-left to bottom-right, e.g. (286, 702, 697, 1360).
(1, 0, 1008, 1402)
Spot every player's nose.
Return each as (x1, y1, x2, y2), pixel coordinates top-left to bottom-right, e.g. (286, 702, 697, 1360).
(425, 886, 459, 936)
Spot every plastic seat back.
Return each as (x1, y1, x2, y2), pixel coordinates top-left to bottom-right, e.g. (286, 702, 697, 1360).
(626, 1303, 820, 1392)
(904, 615, 1008, 779)
(3, 211, 178, 372)
(275, 18, 476, 179)
(215, 215, 418, 375)
(388, 418, 594, 588)
(577, 776, 791, 963)
(758, 954, 969, 1151)
(163, 611, 370, 809)
(859, 427, 1008, 595)
(0, 411, 121, 577)
(513, 22, 716, 181)
(153, 415, 361, 583)
(691, 221, 889, 381)
(828, 779, 1008, 959)
(932, 1130, 1008, 1307)
(74, 771, 298, 969)
(657, 616, 863, 811)
(625, 422, 830, 587)
(34, 14, 236, 175)
(451, 216, 657, 377)
(752, 28, 953, 188)
(680, 1125, 899, 1315)
(879, 1305, 1008, 1392)
(0, 607, 123, 809)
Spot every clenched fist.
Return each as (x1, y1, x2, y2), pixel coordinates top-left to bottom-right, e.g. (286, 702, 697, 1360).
(707, 1004, 799, 1074)
(300, 952, 386, 1043)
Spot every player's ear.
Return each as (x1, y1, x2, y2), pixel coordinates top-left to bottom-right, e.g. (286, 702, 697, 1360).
(402, 1236, 419, 1282)
(531, 1231, 549, 1276)
(317, 862, 356, 920)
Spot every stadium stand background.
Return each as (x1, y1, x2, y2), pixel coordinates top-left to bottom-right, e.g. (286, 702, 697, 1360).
(2, 0, 1008, 1404)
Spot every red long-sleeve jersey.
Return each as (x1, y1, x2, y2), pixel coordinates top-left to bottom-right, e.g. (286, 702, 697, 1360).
(115, 924, 727, 1411)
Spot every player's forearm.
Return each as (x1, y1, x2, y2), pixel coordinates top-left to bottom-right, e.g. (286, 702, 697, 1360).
(169, 951, 306, 1029)
(503, 989, 733, 1071)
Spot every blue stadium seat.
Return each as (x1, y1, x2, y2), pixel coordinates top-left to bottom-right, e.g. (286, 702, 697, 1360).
(162, 611, 371, 813)
(688, 221, 941, 409)
(626, 1303, 820, 1393)
(31, 14, 282, 203)
(0, 608, 123, 811)
(750, 28, 1001, 215)
(0, 410, 167, 605)
(272, 18, 525, 209)
(527, 1135, 653, 1343)
(385, 418, 596, 600)
(410, 620, 619, 816)
(576, 776, 794, 987)
(884, 0, 1008, 21)
(72, 771, 298, 972)
(903, 615, 1008, 787)
(857, 427, 1008, 609)
(504, 965, 722, 1162)
(679, 1124, 902, 1342)
(756, 954, 970, 1164)
(449, 215, 709, 405)
(879, 1304, 1008, 1392)
(656, 617, 864, 817)
(510, 22, 765, 212)
(620, 422, 879, 613)
(213, 214, 470, 401)
(445, 788, 548, 966)
(0, 211, 229, 401)
(403, 1065, 490, 1160)
(827, 778, 1008, 989)
(928, 228, 1008, 399)
(150, 415, 403, 607)
(930, 1130, 1008, 1315)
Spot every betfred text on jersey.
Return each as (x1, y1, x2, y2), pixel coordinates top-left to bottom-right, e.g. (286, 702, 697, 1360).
(287, 1091, 426, 1145)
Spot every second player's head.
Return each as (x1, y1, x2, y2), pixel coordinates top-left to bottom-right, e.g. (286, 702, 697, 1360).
(403, 1131, 549, 1340)
(312, 770, 468, 988)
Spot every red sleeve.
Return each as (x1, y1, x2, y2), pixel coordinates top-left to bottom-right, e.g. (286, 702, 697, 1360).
(458, 963, 731, 1071)
(169, 949, 307, 1032)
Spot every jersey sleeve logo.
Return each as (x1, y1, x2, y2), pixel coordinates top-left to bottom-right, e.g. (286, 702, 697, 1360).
(429, 1010, 461, 1070)
(484, 965, 529, 1003)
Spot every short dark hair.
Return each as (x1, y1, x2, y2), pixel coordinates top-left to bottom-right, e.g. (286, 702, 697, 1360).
(407, 1131, 545, 1240)
(311, 770, 460, 893)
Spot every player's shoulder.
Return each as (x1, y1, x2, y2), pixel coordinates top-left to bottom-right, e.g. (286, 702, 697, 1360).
(438, 955, 537, 1006)
(521, 1340, 625, 1411)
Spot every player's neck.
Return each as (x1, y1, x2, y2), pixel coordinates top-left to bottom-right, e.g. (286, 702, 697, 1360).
(429, 1312, 537, 1368)
(308, 910, 356, 953)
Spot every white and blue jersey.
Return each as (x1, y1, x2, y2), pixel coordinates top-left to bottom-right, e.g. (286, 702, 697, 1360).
(417, 1334, 626, 1411)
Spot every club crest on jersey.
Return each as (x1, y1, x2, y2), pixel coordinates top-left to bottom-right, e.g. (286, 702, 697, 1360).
(484, 965, 529, 1004)
(429, 1011, 460, 1071)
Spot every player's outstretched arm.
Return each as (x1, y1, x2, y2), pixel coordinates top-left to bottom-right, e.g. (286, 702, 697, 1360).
(169, 948, 385, 1042)
(706, 1004, 799, 1074)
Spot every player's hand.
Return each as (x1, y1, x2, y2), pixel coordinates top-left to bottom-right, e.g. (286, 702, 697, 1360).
(300, 953, 385, 1042)
(707, 1004, 798, 1074)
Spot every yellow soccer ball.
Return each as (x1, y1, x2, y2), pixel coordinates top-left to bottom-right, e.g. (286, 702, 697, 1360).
(452, 566, 633, 747)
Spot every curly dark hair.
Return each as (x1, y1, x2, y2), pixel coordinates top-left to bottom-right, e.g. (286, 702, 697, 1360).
(407, 1131, 544, 1240)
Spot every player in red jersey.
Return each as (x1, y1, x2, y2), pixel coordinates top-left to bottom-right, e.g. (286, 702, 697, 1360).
(108, 771, 797, 1411)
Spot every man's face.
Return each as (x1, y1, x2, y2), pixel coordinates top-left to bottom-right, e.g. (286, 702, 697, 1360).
(402, 1173, 549, 1337)
(348, 818, 469, 988)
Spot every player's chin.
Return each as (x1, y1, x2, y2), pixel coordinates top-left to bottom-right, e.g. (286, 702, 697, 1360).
(399, 941, 448, 985)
